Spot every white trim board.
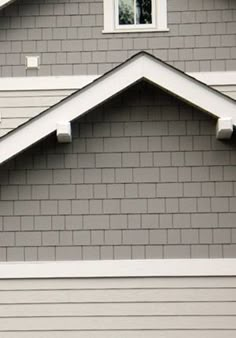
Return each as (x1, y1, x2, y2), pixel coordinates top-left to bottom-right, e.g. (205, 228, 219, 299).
(0, 52, 235, 165)
(0, 0, 14, 9)
(0, 72, 235, 92)
(0, 75, 99, 91)
(0, 259, 236, 279)
(189, 71, 236, 86)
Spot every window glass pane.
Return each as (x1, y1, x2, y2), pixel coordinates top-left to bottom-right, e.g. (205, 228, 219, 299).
(119, 0, 135, 25)
(136, 0, 152, 24)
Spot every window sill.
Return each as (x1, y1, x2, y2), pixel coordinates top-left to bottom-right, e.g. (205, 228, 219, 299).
(102, 28, 170, 34)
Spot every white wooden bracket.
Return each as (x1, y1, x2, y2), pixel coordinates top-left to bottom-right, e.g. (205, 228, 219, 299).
(216, 118, 233, 139)
(56, 121, 72, 143)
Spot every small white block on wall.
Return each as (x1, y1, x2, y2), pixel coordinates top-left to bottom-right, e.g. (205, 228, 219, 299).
(26, 56, 40, 69)
(216, 118, 233, 139)
(57, 121, 72, 143)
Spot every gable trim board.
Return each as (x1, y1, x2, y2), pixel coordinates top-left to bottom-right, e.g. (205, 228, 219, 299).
(0, 52, 235, 165)
(0, 259, 236, 279)
(0, 0, 14, 9)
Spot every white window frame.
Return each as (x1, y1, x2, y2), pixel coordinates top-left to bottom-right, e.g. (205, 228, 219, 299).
(115, 0, 156, 30)
(103, 0, 169, 33)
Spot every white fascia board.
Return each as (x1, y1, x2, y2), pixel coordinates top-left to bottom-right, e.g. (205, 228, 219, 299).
(0, 55, 144, 165)
(0, 75, 99, 91)
(142, 56, 236, 123)
(0, 53, 235, 165)
(0, 0, 15, 9)
(0, 259, 236, 279)
(188, 71, 236, 86)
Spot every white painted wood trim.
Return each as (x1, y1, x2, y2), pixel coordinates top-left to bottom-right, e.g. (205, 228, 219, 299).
(0, 72, 234, 92)
(0, 53, 235, 165)
(103, 0, 115, 32)
(141, 55, 236, 123)
(0, 75, 99, 91)
(0, 56, 142, 164)
(0, 259, 236, 279)
(57, 121, 72, 143)
(0, 0, 14, 9)
(157, 0, 168, 31)
(188, 71, 236, 86)
(216, 118, 233, 139)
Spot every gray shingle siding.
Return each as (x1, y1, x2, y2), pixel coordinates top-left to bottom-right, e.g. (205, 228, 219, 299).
(0, 0, 235, 76)
(0, 82, 235, 261)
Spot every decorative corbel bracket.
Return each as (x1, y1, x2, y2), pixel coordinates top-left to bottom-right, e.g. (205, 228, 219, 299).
(216, 118, 233, 140)
(56, 121, 72, 143)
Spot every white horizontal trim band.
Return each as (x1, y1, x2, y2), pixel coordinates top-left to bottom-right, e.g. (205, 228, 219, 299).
(0, 72, 235, 92)
(0, 75, 99, 91)
(188, 71, 236, 86)
(0, 259, 235, 279)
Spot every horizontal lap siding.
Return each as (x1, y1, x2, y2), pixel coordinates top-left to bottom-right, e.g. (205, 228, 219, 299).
(213, 85, 236, 100)
(1, 333, 236, 338)
(0, 89, 74, 136)
(0, 276, 235, 336)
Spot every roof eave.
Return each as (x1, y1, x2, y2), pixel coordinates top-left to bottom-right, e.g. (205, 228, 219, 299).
(0, 52, 235, 165)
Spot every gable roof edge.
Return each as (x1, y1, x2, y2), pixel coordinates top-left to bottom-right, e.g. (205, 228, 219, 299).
(0, 0, 15, 9)
(0, 52, 235, 165)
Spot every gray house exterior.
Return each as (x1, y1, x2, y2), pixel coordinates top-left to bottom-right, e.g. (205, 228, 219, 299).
(0, 0, 236, 336)
(0, 0, 235, 76)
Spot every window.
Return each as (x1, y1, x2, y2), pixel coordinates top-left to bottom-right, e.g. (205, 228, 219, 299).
(103, 0, 168, 33)
(118, 0, 153, 27)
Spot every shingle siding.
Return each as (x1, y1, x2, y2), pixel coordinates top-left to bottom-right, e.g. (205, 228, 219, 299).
(0, 89, 75, 137)
(0, 82, 236, 261)
(0, 0, 235, 76)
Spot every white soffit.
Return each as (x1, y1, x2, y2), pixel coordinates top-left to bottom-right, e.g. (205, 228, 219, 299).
(0, 259, 236, 279)
(0, 52, 235, 165)
(0, 0, 15, 9)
